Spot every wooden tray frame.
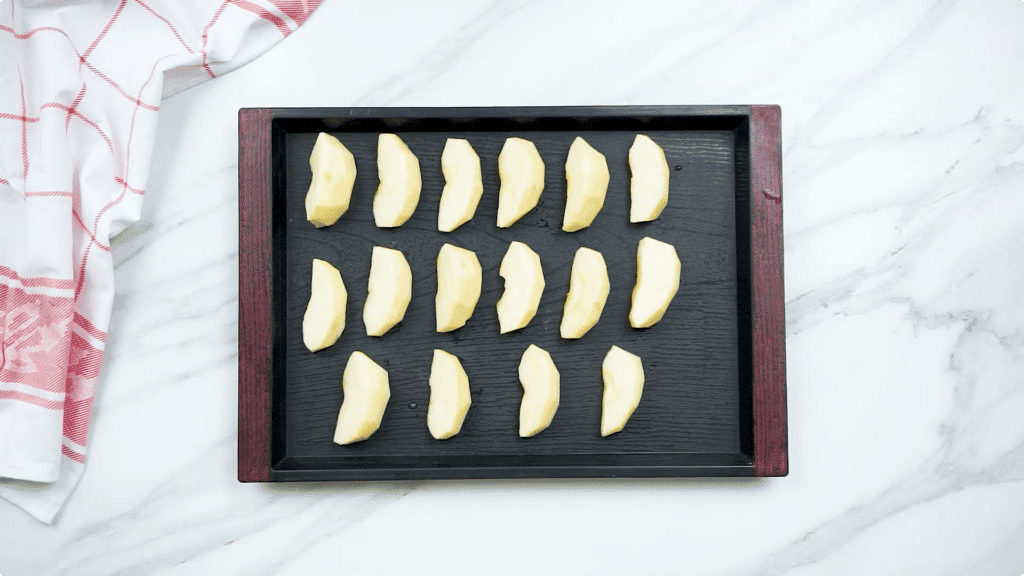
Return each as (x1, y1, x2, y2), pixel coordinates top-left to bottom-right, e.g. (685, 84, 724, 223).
(237, 105, 786, 481)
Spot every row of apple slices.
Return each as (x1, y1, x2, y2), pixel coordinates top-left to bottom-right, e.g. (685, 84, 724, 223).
(302, 237, 681, 352)
(335, 344, 646, 445)
(305, 132, 671, 231)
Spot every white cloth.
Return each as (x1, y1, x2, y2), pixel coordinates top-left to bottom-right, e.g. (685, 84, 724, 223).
(0, 0, 321, 524)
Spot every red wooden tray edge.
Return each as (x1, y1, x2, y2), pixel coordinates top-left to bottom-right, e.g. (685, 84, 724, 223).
(238, 108, 273, 482)
(750, 105, 789, 476)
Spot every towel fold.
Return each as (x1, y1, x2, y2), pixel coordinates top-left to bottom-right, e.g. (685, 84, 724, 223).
(0, 0, 320, 524)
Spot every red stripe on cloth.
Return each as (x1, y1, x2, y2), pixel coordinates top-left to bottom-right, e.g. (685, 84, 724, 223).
(0, 24, 73, 41)
(77, 51, 168, 276)
(267, 0, 321, 27)
(114, 177, 144, 196)
(63, 337, 101, 447)
(135, 0, 195, 54)
(73, 313, 107, 343)
(82, 0, 128, 59)
(0, 266, 74, 290)
(63, 398, 96, 447)
(40, 102, 116, 158)
(72, 209, 111, 252)
(73, 40, 162, 288)
(24, 191, 73, 198)
(73, 240, 93, 300)
(66, 335, 102, 391)
(1, 20, 159, 112)
(61, 444, 85, 464)
(0, 284, 74, 393)
(229, 0, 291, 36)
(82, 60, 160, 112)
(0, 112, 40, 123)
(90, 53, 166, 236)
(200, 0, 232, 78)
(0, 390, 63, 410)
(72, 210, 97, 244)
(19, 74, 28, 181)
(65, 84, 89, 128)
(0, 178, 8, 186)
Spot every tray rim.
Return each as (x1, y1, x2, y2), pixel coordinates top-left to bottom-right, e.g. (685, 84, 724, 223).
(237, 105, 787, 482)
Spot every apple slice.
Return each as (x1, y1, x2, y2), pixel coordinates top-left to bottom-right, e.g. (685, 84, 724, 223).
(519, 344, 560, 437)
(497, 137, 545, 228)
(601, 346, 645, 436)
(373, 133, 422, 228)
(427, 349, 472, 440)
(302, 259, 347, 352)
(629, 237, 681, 328)
(435, 243, 482, 332)
(559, 247, 609, 339)
(305, 132, 357, 228)
(438, 138, 484, 232)
(496, 241, 544, 334)
(562, 137, 609, 232)
(628, 134, 670, 223)
(333, 351, 390, 445)
(363, 246, 412, 337)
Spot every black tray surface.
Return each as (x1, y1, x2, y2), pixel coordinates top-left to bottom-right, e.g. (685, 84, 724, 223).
(264, 107, 754, 479)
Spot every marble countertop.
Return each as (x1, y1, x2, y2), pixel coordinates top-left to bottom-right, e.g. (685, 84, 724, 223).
(3, 1, 1024, 574)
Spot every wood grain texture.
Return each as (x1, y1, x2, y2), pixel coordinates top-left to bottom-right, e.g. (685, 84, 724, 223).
(280, 111, 740, 477)
(750, 105, 789, 476)
(236, 106, 788, 481)
(237, 108, 273, 482)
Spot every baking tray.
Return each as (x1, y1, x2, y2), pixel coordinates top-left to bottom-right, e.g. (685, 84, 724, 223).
(238, 106, 787, 481)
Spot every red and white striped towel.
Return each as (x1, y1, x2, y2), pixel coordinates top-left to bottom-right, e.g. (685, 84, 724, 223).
(0, 0, 321, 524)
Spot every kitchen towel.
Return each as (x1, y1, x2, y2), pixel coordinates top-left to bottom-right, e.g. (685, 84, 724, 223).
(0, 0, 321, 524)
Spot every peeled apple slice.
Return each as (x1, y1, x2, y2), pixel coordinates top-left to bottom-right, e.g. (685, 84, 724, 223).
(427, 349, 472, 440)
(438, 138, 484, 232)
(363, 246, 412, 337)
(562, 137, 609, 232)
(302, 259, 347, 352)
(629, 237, 681, 328)
(497, 137, 545, 228)
(305, 132, 357, 228)
(601, 346, 645, 437)
(559, 247, 610, 339)
(373, 133, 422, 228)
(333, 351, 390, 445)
(518, 344, 560, 437)
(496, 241, 544, 334)
(628, 134, 670, 223)
(435, 243, 482, 332)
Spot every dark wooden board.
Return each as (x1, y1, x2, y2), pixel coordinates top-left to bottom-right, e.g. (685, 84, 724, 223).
(238, 108, 273, 482)
(238, 106, 787, 481)
(750, 105, 788, 476)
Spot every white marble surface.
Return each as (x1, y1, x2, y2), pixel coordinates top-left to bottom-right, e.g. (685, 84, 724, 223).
(3, 0, 1024, 574)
